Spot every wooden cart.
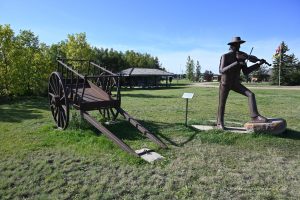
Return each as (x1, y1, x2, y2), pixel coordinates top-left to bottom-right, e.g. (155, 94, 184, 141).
(48, 58, 167, 156)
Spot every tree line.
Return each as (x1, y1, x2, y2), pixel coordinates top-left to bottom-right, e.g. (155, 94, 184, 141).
(0, 24, 163, 96)
(186, 56, 214, 82)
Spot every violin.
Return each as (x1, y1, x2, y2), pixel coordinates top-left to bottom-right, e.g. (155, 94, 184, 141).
(236, 51, 271, 66)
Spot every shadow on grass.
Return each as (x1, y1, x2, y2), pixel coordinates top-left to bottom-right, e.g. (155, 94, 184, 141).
(0, 97, 48, 123)
(276, 128, 300, 140)
(141, 121, 200, 147)
(121, 85, 190, 92)
(103, 120, 146, 141)
(68, 114, 300, 154)
(0, 107, 44, 123)
(69, 114, 196, 148)
(122, 93, 178, 99)
(104, 119, 239, 147)
(70, 116, 150, 141)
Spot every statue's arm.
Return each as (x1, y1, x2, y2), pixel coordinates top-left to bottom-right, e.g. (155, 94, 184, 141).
(242, 63, 260, 75)
(219, 55, 239, 74)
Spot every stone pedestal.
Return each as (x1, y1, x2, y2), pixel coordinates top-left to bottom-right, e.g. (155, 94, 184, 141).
(244, 118, 287, 135)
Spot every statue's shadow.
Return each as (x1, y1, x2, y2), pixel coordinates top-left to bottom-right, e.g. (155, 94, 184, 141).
(278, 129, 300, 140)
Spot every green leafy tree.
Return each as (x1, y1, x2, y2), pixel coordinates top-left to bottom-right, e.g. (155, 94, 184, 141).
(0, 24, 165, 96)
(49, 41, 67, 61)
(203, 70, 213, 82)
(64, 33, 92, 73)
(0, 24, 14, 95)
(0, 28, 52, 96)
(92, 48, 162, 72)
(12, 30, 41, 95)
(123, 50, 161, 70)
(33, 43, 53, 94)
(272, 42, 300, 85)
(65, 33, 92, 60)
(186, 56, 194, 81)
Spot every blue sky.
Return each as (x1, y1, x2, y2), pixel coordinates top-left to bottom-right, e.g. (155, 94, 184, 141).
(1, 0, 300, 73)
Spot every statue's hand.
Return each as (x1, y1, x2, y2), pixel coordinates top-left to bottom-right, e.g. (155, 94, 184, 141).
(258, 59, 266, 65)
(238, 61, 247, 67)
(236, 51, 248, 62)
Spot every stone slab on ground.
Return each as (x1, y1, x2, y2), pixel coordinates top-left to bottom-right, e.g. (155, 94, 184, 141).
(192, 118, 287, 135)
(191, 125, 214, 131)
(244, 118, 287, 135)
(135, 148, 164, 163)
(191, 125, 251, 133)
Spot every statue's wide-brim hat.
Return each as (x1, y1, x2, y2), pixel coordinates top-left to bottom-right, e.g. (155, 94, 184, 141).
(227, 37, 246, 45)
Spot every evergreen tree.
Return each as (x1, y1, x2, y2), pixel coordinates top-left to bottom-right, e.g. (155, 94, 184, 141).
(186, 56, 194, 81)
(272, 42, 300, 85)
(195, 60, 201, 82)
(252, 64, 269, 82)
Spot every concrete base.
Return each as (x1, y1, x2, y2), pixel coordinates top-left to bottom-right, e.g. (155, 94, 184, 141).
(244, 118, 287, 135)
(192, 118, 287, 135)
(191, 125, 251, 133)
(135, 148, 164, 163)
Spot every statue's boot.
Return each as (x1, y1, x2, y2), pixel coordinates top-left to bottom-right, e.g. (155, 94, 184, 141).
(216, 122, 225, 130)
(251, 115, 268, 123)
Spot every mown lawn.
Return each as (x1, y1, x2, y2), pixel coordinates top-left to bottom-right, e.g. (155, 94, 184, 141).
(0, 82, 299, 199)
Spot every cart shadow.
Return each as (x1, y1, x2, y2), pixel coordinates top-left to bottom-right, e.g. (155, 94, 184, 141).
(102, 121, 146, 141)
(70, 116, 300, 148)
(81, 118, 197, 147)
(138, 120, 199, 147)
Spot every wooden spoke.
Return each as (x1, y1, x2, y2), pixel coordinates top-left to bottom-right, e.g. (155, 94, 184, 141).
(49, 92, 55, 98)
(99, 107, 119, 121)
(49, 80, 56, 95)
(48, 72, 69, 130)
(54, 106, 59, 120)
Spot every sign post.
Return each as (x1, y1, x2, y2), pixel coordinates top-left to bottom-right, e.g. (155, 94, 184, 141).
(182, 93, 194, 127)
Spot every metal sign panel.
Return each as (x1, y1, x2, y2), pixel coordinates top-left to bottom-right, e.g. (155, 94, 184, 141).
(182, 93, 194, 99)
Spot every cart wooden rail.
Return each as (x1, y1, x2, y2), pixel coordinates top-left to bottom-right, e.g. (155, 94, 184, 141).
(48, 58, 167, 157)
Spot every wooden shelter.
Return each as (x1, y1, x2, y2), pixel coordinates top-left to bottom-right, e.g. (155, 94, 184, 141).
(119, 68, 174, 88)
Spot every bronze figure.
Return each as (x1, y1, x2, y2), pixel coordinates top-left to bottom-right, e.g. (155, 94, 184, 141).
(216, 37, 269, 130)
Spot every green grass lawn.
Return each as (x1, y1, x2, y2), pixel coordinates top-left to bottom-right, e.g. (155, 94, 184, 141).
(0, 83, 300, 199)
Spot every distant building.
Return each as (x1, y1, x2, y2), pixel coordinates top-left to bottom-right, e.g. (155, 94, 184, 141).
(250, 69, 272, 82)
(119, 68, 174, 88)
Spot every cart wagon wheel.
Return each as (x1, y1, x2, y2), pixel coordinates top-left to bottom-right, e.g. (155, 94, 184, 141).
(96, 76, 116, 95)
(48, 72, 69, 130)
